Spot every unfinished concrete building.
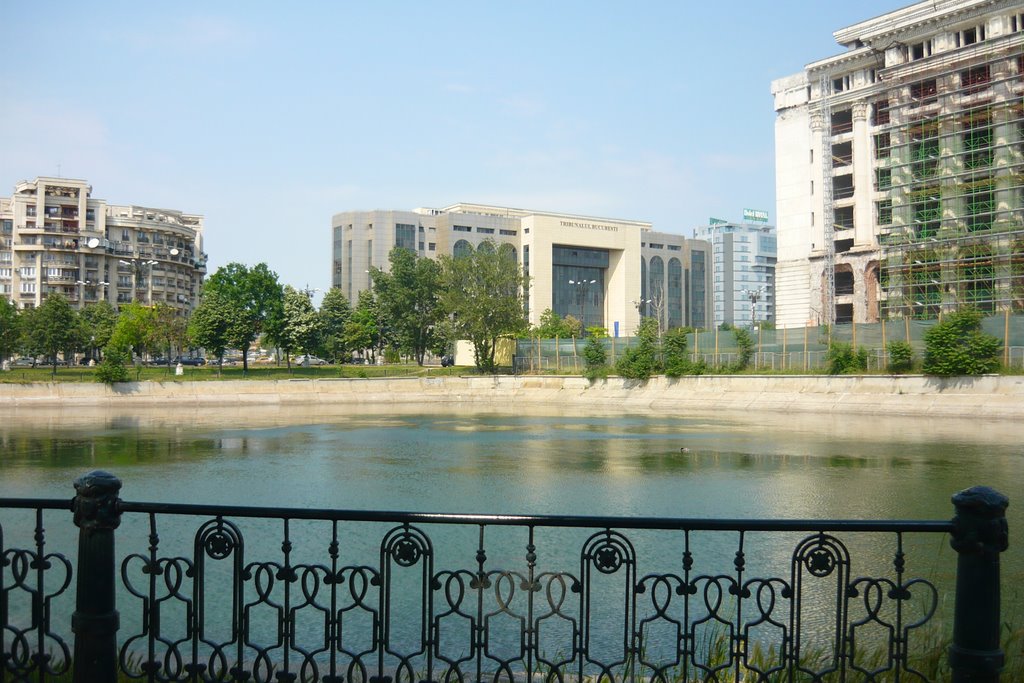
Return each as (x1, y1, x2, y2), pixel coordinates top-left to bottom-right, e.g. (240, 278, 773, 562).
(772, 0, 1024, 326)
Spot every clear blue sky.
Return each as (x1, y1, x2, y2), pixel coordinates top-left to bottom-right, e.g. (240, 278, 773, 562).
(1, 1, 903, 295)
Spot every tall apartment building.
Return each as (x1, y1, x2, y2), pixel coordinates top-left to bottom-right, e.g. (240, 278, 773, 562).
(772, 0, 1024, 327)
(0, 177, 207, 313)
(693, 219, 777, 328)
(332, 203, 713, 335)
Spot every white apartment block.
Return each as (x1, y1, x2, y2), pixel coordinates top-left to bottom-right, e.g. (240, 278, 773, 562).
(693, 220, 777, 328)
(772, 0, 1024, 326)
(332, 203, 713, 336)
(0, 177, 207, 313)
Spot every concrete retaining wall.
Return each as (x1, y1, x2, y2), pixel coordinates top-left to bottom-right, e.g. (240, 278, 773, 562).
(1, 374, 1022, 418)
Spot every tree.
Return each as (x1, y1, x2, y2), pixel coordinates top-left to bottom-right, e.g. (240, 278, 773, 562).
(20, 294, 80, 375)
(438, 240, 529, 373)
(108, 302, 158, 362)
(80, 301, 118, 361)
(923, 307, 1001, 376)
(204, 262, 284, 373)
(371, 247, 444, 365)
(151, 305, 189, 373)
(534, 309, 573, 339)
(0, 297, 19, 363)
(278, 286, 321, 365)
(663, 327, 696, 377)
(344, 290, 382, 363)
(318, 288, 352, 362)
(188, 288, 238, 371)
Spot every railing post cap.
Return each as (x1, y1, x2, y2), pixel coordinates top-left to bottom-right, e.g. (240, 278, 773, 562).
(73, 470, 122, 531)
(74, 470, 122, 497)
(951, 486, 1008, 516)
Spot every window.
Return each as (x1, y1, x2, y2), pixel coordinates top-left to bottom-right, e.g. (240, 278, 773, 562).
(428, 243, 436, 252)
(476, 227, 494, 234)
(19, 267, 36, 278)
(648, 243, 664, 249)
(875, 167, 892, 190)
(910, 79, 938, 107)
(877, 200, 893, 225)
(668, 244, 681, 251)
(832, 75, 851, 92)
(395, 223, 416, 251)
(21, 282, 36, 294)
(871, 100, 890, 126)
(874, 132, 891, 159)
(910, 40, 933, 61)
(831, 109, 853, 135)
(499, 229, 517, 236)
(961, 65, 991, 94)
(954, 25, 986, 48)
(418, 242, 425, 251)
(453, 225, 472, 232)
(122, 228, 130, 241)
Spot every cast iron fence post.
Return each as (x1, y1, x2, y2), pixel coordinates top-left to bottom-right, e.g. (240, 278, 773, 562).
(949, 485, 1008, 683)
(71, 470, 123, 683)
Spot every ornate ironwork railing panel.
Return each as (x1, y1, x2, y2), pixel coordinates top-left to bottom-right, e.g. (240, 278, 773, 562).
(0, 478, 1010, 683)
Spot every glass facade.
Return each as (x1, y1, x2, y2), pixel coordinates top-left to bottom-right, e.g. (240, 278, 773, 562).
(395, 223, 416, 252)
(551, 245, 608, 331)
(668, 257, 683, 329)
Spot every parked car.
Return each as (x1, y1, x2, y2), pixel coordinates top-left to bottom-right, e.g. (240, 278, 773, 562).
(11, 357, 36, 368)
(441, 355, 455, 367)
(149, 357, 170, 366)
(294, 354, 328, 367)
(174, 356, 206, 366)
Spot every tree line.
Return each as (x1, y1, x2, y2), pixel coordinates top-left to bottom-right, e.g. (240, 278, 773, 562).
(0, 240, 531, 378)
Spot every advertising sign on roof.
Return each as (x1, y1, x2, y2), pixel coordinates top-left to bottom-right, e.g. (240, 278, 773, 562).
(743, 209, 769, 223)
(709, 217, 729, 225)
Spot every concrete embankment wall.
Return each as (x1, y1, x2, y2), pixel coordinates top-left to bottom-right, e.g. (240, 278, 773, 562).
(1, 374, 1022, 418)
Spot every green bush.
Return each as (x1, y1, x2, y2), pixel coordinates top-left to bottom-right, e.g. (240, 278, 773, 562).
(923, 307, 1001, 376)
(886, 340, 914, 374)
(731, 328, 755, 371)
(95, 347, 129, 384)
(582, 336, 607, 368)
(615, 346, 658, 380)
(826, 342, 869, 375)
(664, 327, 702, 377)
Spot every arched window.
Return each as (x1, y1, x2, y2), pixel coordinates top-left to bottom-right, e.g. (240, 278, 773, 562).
(649, 256, 664, 297)
(477, 241, 495, 254)
(499, 243, 517, 263)
(453, 240, 473, 258)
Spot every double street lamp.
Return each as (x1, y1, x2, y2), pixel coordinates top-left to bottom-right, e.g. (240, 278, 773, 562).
(76, 279, 110, 304)
(568, 278, 596, 333)
(741, 287, 765, 329)
(119, 259, 157, 304)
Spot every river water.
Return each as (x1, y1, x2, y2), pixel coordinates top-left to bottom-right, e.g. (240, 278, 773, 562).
(0, 403, 1020, 676)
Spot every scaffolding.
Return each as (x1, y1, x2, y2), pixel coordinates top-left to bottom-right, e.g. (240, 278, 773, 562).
(876, 40, 1024, 318)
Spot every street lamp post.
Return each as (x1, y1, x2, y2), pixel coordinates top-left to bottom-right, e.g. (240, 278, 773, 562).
(119, 259, 157, 304)
(568, 278, 596, 334)
(742, 287, 765, 329)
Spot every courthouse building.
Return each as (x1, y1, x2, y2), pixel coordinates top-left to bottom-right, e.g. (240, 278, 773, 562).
(772, 0, 1024, 326)
(332, 203, 712, 335)
(0, 176, 207, 312)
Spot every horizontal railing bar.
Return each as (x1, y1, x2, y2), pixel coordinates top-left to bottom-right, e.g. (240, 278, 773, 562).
(118, 500, 953, 533)
(0, 497, 954, 533)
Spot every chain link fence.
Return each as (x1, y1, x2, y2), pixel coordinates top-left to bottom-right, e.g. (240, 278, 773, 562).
(515, 312, 1024, 374)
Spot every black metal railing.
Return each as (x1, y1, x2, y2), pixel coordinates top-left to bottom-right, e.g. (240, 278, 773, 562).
(0, 473, 1009, 683)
